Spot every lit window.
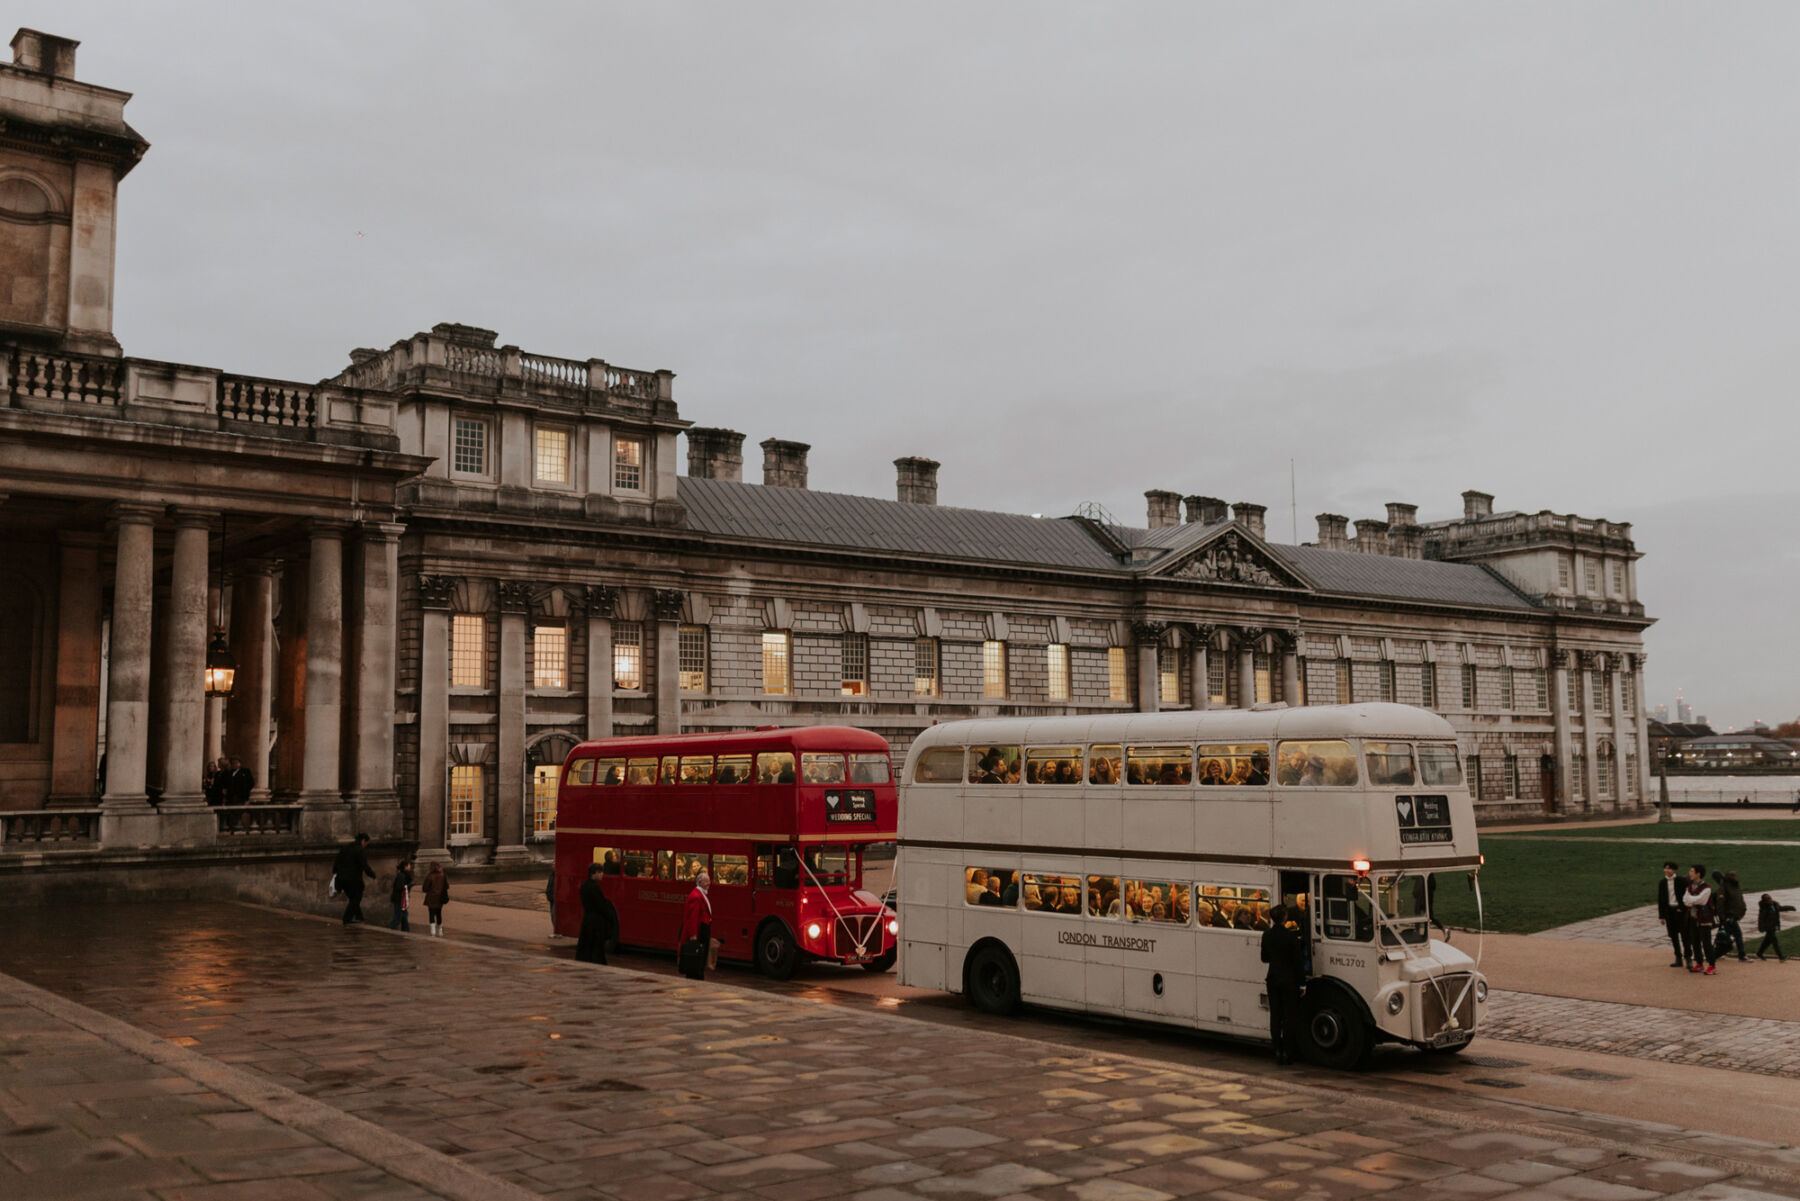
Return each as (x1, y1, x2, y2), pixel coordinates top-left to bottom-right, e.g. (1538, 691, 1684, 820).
(532, 765, 558, 835)
(1209, 656, 1228, 705)
(613, 621, 643, 690)
(1107, 647, 1127, 701)
(841, 633, 867, 696)
(1333, 660, 1351, 705)
(1048, 643, 1070, 701)
(1157, 645, 1177, 705)
(614, 436, 644, 491)
(1255, 652, 1273, 705)
(1376, 661, 1394, 704)
(679, 625, 708, 692)
(1504, 754, 1519, 799)
(451, 614, 485, 687)
(533, 625, 567, 689)
(982, 640, 1007, 698)
(914, 637, 938, 696)
(762, 631, 791, 695)
(534, 427, 570, 484)
(449, 765, 482, 836)
(452, 417, 488, 475)
(1461, 664, 1478, 710)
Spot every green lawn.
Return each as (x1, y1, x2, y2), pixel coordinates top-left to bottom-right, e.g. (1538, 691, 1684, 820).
(1432, 824, 1800, 934)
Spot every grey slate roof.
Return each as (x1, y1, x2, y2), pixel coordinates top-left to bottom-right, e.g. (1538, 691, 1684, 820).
(677, 476, 1543, 610)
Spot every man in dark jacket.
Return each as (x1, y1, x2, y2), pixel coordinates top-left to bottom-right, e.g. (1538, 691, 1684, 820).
(226, 758, 254, 804)
(1655, 861, 1687, 968)
(1260, 903, 1307, 1065)
(1714, 870, 1748, 961)
(575, 863, 609, 964)
(332, 834, 376, 926)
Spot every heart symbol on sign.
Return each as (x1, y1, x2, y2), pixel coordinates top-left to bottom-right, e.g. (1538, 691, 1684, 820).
(1396, 799, 1412, 823)
(827, 795, 839, 808)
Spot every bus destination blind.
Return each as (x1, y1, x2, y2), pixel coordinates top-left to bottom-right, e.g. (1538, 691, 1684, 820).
(1394, 794, 1452, 844)
(824, 789, 877, 823)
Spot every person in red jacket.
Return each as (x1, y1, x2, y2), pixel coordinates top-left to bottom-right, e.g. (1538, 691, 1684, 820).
(678, 869, 713, 980)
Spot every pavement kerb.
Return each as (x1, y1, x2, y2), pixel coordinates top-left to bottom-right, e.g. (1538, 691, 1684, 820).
(0, 966, 540, 1201)
(231, 900, 1800, 1187)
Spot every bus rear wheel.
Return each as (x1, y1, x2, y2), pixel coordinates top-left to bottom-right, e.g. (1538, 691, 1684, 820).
(755, 921, 798, 980)
(964, 943, 1021, 1016)
(1300, 991, 1372, 1071)
(863, 948, 897, 973)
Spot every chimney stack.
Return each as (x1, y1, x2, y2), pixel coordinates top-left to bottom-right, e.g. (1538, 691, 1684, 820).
(1316, 513, 1349, 551)
(1353, 519, 1390, 555)
(1389, 525, 1424, 559)
(1145, 490, 1182, 529)
(895, 456, 940, 504)
(1385, 502, 1418, 527)
(1232, 502, 1267, 540)
(686, 427, 745, 482)
(1462, 490, 1494, 520)
(760, 438, 810, 489)
(11, 29, 78, 77)
(1185, 495, 1229, 524)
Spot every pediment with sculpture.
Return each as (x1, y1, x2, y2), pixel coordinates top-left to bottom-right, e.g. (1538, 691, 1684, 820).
(1158, 531, 1308, 590)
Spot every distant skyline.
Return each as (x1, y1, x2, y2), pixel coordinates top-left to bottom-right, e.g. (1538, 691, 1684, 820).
(33, 1, 1800, 728)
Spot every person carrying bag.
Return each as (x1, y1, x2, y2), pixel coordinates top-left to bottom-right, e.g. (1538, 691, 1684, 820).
(678, 869, 714, 980)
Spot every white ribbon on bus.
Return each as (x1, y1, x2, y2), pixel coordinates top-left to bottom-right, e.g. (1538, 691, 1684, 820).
(798, 855, 879, 958)
(1366, 870, 1485, 1036)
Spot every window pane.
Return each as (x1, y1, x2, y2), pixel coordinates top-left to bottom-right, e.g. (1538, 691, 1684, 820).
(1196, 744, 1271, 786)
(1375, 875, 1430, 946)
(626, 758, 658, 785)
(1275, 740, 1358, 786)
(762, 631, 791, 695)
(1363, 741, 1416, 786)
(679, 756, 713, 784)
(1122, 878, 1189, 924)
(841, 634, 867, 696)
(757, 751, 796, 783)
(1333, 660, 1351, 705)
(1195, 884, 1273, 931)
(849, 753, 890, 784)
(914, 637, 938, 696)
(1048, 643, 1070, 701)
(594, 758, 625, 785)
(966, 867, 1017, 907)
(714, 754, 751, 784)
(566, 758, 595, 786)
(531, 765, 558, 834)
(968, 745, 1020, 784)
(1255, 652, 1273, 705)
(1087, 744, 1122, 785)
(801, 752, 845, 784)
(659, 754, 678, 784)
(1377, 661, 1394, 703)
(1024, 746, 1082, 785)
(713, 853, 750, 885)
(678, 625, 708, 691)
(1126, 744, 1192, 786)
(451, 614, 485, 687)
(618, 848, 655, 878)
(1108, 647, 1128, 701)
(534, 427, 570, 483)
(614, 437, 644, 490)
(1022, 872, 1081, 913)
(452, 417, 486, 474)
(1210, 655, 1229, 705)
(448, 765, 481, 836)
(613, 622, 643, 690)
(982, 640, 1007, 698)
(1418, 744, 1462, 786)
(533, 625, 567, 689)
(663, 850, 709, 882)
(912, 747, 964, 783)
(1320, 875, 1372, 941)
(1158, 644, 1177, 704)
(1420, 663, 1438, 709)
(1086, 874, 1120, 917)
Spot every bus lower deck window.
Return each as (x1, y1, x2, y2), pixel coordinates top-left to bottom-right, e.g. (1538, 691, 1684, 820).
(1021, 872, 1080, 913)
(714, 754, 752, 784)
(757, 752, 795, 784)
(619, 849, 656, 878)
(679, 756, 713, 784)
(1086, 874, 1120, 916)
(1122, 879, 1189, 924)
(713, 854, 750, 885)
(966, 867, 1016, 906)
(565, 758, 596, 786)
(1196, 884, 1271, 931)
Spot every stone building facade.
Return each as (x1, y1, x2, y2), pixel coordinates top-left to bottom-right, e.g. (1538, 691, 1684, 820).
(0, 31, 1655, 869)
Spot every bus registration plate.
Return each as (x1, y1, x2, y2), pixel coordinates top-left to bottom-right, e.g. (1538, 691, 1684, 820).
(825, 789, 877, 823)
(1395, 794, 1452, 845)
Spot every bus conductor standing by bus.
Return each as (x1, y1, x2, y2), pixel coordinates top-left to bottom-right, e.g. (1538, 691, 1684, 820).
(678, 869, 713, 980)
(1261, 904, 1306, 1066)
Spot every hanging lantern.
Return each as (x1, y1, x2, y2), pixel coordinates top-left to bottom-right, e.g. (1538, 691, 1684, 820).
(205, 629, 237, 697)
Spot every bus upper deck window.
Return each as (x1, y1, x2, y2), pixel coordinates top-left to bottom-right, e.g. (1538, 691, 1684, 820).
(849, 753, 890, 784)
(1418, 744, 1463, 786)
(1088, 745, 1122, 785)
(1025, 747, 1082, 785)
(1126, 745, 1192, 786)
(565, 758, 596, 786)
(968, 746, 1020, 784)
(660, 755, 678, 784)
(714, 754, 752, 784)
(679, 756, 713, 785)
(1275, 740, 1358, 786)
(1363, 742, 1416, 787)
(756, 751, 795, 784)
(626, 758, 657, 785)
(594, 758, 625, 786)
(913, 747, 963, 783)
(802, 753, 845, 784)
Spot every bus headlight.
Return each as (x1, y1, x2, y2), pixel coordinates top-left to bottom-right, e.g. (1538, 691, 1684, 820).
(1475, 980, 1488, 1003)
(805, 922, 822, 940)
(886, 918, 899, 936)
(1386, 991, 1405, 1016)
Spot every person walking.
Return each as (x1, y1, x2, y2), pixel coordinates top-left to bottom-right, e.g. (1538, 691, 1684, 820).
(331, 834, 376, 926)
(1656, 861, 1687, 968)
(677, 868, 713, 981)
(546, 867, 560, 939)
(1713, 870, 1748, 962)
(1755, 894, 1792, 961)
(1682, 864, 1718, 975)
(388, 857, 414, 932)
(421, 861, 450, 936)
(575, 864, 609, 964)
(1260, 903, 1307, 1065)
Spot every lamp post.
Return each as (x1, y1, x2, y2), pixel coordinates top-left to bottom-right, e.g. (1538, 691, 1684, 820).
(1657, 745, 1674, 825)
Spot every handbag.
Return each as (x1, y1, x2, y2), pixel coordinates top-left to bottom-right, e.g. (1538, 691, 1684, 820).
(677, 938, 706, 976)
(328, 873, 338, 899)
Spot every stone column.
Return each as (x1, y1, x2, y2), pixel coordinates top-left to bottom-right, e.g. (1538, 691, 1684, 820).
(1189, 626, 1211, 713)
(204, 583, 225, 766)
(154, 512, 216, 843)
(493, 580, 533, 863)
(1607, 657, 1627, 810)
(299, 522, 350, 838)
(1549, 649, 1574, 813)
(349, 523, 404, 838)
(49, 533, 104, 805)
(415, 575, 453, 866)
(653, 588, 684, 734)
(1281, 636, 1301, 708)
(145, 577, 171, 796)
(224, 561, 275, 802)
(1578, 652, 1600, 814)
(586, 585, 617, 740)
(100, 504, 161, 846)
(1632, 654, 1652, 811)
(1238, 628, 1263, 707)
(1132, 621, 1163, 713)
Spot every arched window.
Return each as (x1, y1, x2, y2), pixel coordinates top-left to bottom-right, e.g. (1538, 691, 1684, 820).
(527, 734, 578, 838)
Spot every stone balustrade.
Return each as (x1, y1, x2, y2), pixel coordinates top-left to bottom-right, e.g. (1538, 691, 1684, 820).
(218, 375, 317, 428)
(215, 804, 304, 837)
(329, 324, 672, 411)
(6, 347, 126, 406)
(1, 809, 102, 847)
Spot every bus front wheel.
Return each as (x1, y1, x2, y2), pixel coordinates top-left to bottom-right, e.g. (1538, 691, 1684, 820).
(755, 921, 798, 980)
(1300, 992, 1372, 1071)
(964, 943, 1021, 1016)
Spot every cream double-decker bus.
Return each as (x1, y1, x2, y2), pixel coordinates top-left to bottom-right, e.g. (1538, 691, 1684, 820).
(896, 703, 1486, 1069)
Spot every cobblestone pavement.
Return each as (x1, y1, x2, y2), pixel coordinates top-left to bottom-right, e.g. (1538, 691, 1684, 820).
(1536, 888, 1800, 946)
(5, 904, 1800, 1201)
(1483, 990, 1800, 1080)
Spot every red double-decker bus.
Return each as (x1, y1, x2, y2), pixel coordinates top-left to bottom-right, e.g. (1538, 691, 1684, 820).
(552, 725, 899, 978)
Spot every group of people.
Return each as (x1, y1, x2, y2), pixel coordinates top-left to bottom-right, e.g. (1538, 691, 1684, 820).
(1656, 860, 1791, 971)
(201, 758, 254, 805)
(329, 834, 451, 935)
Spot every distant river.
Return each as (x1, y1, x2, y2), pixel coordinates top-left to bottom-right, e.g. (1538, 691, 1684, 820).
(1662, 774, 1800, 804)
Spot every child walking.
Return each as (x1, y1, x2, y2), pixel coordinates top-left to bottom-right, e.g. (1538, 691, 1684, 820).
(1756, 893, 1793, 962)
(423, 861, 450, 937)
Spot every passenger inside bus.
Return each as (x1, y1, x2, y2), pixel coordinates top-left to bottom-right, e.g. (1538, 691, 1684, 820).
(599, 851, 621, 875)
(1088, 747, 1120, 784)
(602, 764, 623, 786)
(802, 753, 845, 784)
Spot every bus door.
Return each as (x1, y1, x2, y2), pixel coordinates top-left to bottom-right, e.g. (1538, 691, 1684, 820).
(1314, 872, 1377, 987)
(1280, 871, 1313, 977)
(753, 843, 800, 929)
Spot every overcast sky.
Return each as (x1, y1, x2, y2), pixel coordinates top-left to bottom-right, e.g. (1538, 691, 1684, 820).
(40, 2, 1800, 730)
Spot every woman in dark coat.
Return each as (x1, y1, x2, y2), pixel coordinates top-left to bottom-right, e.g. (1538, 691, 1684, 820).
(575, 864, 608, 964)
(678, 869, 713, 980)
(422, 862, 449, 937)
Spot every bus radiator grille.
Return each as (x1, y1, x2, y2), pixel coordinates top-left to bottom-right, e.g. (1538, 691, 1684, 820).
(1419, 974, 1477, 1039)
(833, 915, 879, 958)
